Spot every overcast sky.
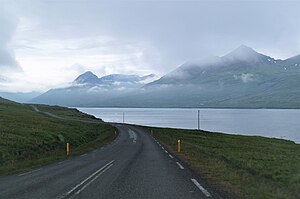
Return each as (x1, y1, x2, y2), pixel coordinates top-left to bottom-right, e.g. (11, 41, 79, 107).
(1, 0, 300, 92)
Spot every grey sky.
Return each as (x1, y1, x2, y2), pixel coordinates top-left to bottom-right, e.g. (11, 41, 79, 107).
(0, 5, 21, 72)
(1, 0, 300, 92)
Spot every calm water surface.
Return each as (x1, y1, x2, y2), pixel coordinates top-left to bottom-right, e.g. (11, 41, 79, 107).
(78, 108, 300, 143)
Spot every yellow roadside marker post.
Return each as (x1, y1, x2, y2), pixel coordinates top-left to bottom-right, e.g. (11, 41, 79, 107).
(178, 140, 181, 153)
(66, 143, 70, 158)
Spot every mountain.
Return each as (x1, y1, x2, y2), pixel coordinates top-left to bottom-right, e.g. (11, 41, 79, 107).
(223, 44, 276, 64)
(73, 71, 156, 87)
(32, 72, 158, 106)
(31, 45, 300, 108)
(142, 45, 300, 108)
(74, 71, 100, 85)
(147, 45, 280, 86)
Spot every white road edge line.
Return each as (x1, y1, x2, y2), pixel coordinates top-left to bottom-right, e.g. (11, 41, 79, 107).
(191, 179, 212, 197)
(57, 160, 114, 199)
(176, 162, 184, 169)
(18, 168, 42, 177)
(169, 154, 173, 158)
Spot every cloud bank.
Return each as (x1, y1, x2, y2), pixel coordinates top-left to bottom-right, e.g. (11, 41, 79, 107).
(0, 6, 21, 74)
(1, 0, 300, 92)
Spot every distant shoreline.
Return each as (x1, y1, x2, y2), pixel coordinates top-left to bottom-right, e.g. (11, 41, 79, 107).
(77, 107, 300, 144)
(74, 106, 300, 110)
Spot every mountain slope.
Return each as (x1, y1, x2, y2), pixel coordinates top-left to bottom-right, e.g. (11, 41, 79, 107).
(32, 45, 300, 108)
(147, 45, 283, 86)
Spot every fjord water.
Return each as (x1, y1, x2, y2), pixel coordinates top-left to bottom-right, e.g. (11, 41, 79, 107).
(78, 108, 300, 143)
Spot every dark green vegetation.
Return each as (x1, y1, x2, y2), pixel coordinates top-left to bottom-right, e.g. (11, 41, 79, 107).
(148, 127, 300, 199)
(0, 97, 116, 175)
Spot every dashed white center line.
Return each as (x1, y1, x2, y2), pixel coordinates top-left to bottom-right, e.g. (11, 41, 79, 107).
(128, 129, 137, 143)
(169, 154, 173, 158)
(57, 160, 114, 199)
(80, 154, 87, 157)
(191, 179, 212, 197)
(75, 164, 113, 195)
(164, 150, 168, 153)
(176, 162, 184, 169)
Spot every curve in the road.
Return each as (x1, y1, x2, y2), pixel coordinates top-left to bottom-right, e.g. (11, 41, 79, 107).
(0, 122, 224, 199)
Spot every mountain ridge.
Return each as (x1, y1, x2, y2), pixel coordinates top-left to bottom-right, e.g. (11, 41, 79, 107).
(31, 45, 300, 108)
(74, 71, 157, 86)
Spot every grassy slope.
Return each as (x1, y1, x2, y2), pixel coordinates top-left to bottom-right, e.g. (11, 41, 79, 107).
(33, 104, 99, 121)
(0, 97, 116, 175)
(148, 127, 300, 199)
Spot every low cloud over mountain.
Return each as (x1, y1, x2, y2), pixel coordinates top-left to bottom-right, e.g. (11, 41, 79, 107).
(31, 45, 300, 108)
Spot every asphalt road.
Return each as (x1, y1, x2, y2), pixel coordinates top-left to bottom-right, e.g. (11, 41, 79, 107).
(0, 124, 224, 199)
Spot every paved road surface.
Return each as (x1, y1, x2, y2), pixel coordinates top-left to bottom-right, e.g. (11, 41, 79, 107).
(0, 124, 224, 199)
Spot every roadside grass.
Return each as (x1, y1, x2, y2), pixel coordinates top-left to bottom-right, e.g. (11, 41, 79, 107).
(0, 97, 116, 175)
(148, 127, 300, 199)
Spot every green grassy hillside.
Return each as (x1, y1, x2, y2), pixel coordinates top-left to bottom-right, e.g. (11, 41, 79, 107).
(32, 104, 99, 121)
(148, 127, 300, 199)
(0, 97, 116, 175)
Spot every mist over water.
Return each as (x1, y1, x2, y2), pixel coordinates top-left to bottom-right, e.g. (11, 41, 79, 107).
(78, 108, 300, 143)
